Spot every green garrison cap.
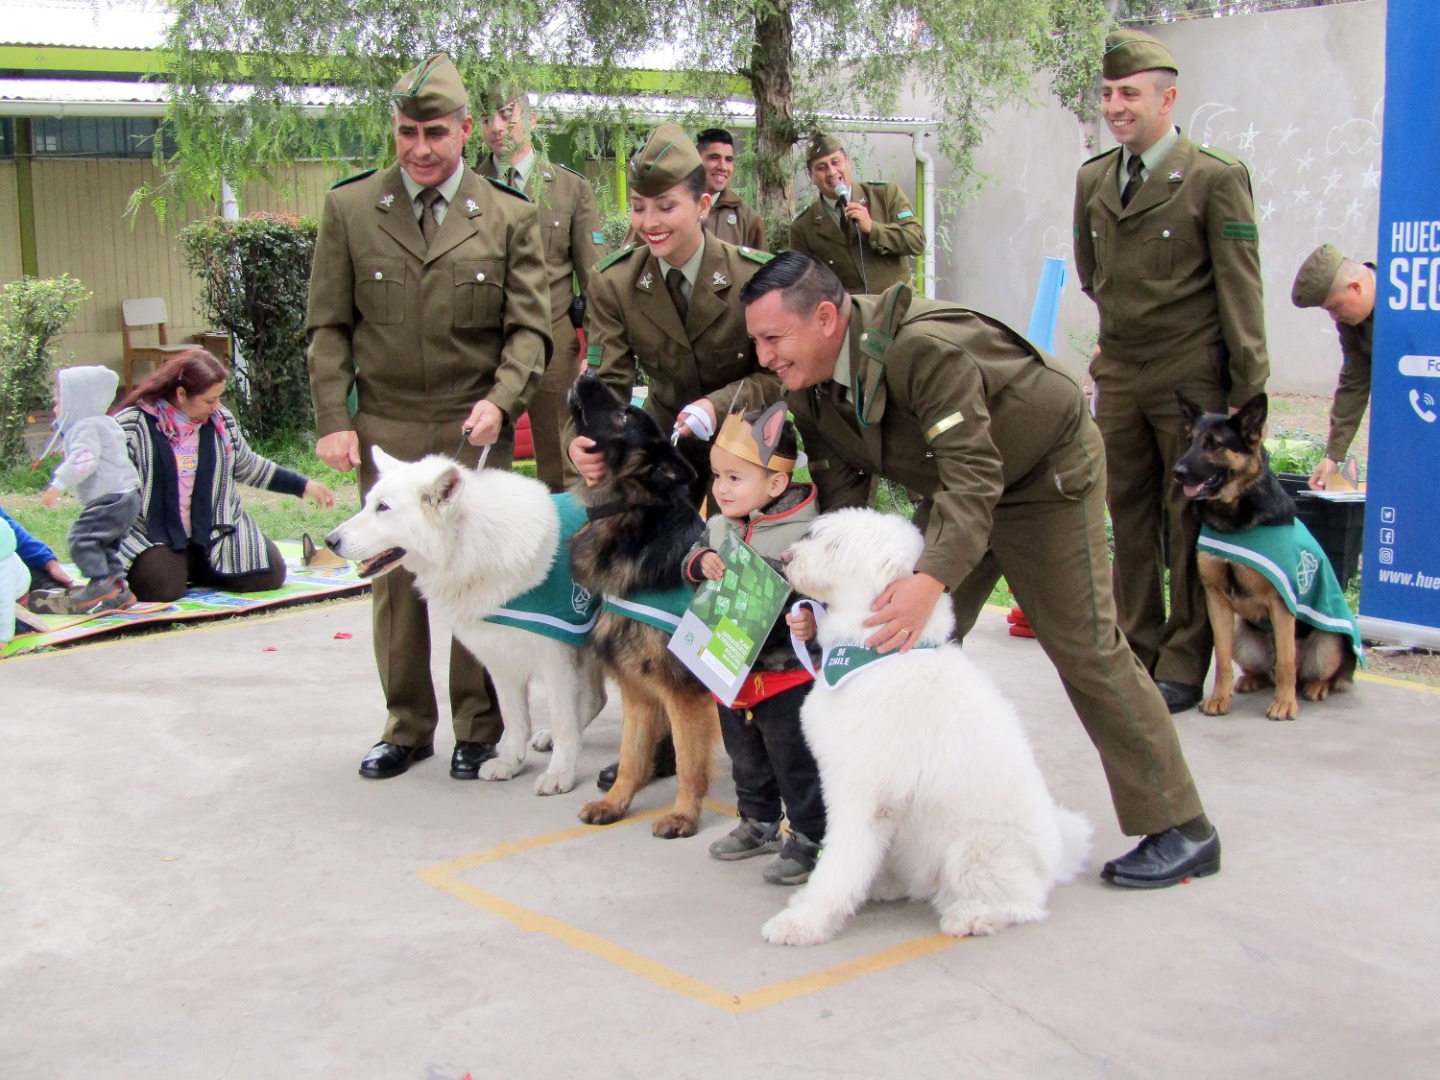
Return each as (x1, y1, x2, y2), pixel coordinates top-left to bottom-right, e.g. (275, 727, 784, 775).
(1292, 243, 1345, 308)
(484, 81, 527, 112)
(805, 131, 846, 166)
(1102, 29, 1179, 79)
(627, 124, 703, 197)
(392, 53, 468, 121)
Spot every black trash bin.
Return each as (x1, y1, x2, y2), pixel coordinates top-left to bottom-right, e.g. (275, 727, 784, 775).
(1276, 474, 1364, 590)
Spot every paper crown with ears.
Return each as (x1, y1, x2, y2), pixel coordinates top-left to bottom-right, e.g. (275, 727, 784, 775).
(714, 400, 799, 473)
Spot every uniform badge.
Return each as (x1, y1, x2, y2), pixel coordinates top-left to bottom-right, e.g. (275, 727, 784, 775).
(727, 213, 737, 225)
(639, 272, 653, 290)
(712, 271, 728, 287)
(465, 198, 479, 213)
(379, 193, 395, 208)
(1169, 171, 1183, 181)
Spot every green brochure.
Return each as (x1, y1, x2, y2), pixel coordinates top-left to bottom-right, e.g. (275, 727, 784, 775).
(668, 532, 792, 705)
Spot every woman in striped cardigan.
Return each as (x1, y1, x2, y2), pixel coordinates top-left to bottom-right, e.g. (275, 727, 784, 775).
(115, 349, 336, 602)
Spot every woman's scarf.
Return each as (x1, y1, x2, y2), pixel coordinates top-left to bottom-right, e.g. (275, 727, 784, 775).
(139, 397, 234, 458)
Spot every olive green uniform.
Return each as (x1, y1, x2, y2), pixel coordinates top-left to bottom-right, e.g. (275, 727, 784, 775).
(477, 151, 605, 491)
(705, 187, 767, 250)
(791, 284, 1205, 836)
(579, 236, 781, 500)
(306, 162, 552, 748)
(1074, 132, 1270, 688)
(788, 181, 924, 295)
(1326, 309, 1373, 464)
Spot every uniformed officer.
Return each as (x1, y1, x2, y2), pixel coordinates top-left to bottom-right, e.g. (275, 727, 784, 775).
(1073, 29, 1270, 715)
(476, 83, 606, 492)
(742, 250, 1221, 890)
(1291, 243, 1375, 491)
(307, 54, 552, 780)
(788, 132, 925, 295)
(696, 128, 768, 250)
(568, 123, 780, 503)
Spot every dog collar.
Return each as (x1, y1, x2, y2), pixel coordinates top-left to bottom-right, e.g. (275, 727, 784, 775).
(584, 499, 630, 521)
(788, 599, 936, 691)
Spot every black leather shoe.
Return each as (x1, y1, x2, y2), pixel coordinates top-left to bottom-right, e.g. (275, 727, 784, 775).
(1101, 826, 1221, 889)
(358, 741, 434, 779)
(450, 741, 498, 780)
(595, 735, 678, 792)
(1156, 680, 1202, 714)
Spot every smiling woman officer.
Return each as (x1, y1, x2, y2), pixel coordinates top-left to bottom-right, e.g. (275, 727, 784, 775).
(567, 124, 780, 505)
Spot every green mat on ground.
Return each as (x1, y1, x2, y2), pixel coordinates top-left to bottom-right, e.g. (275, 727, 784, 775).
(2, 539, 370, 659)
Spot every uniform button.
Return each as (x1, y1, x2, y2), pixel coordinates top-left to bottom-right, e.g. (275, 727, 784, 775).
(374, 271, 383, 280)
(1091, 230, 1098, 238)
(476, 272, 486, 281)
(860, 332, 869, 342)
(554, 220, 560, 226)
(736, 352, 744, 359)
(1162, 229, 1171, 238)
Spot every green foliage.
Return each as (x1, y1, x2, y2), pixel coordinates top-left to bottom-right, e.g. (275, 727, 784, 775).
(180, 213, 318, 440)
(1264, 430, 1327, 476)
(0, 275, 91, 468)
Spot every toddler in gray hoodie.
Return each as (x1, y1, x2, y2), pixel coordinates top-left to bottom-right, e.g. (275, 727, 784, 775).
(35, 366, 142, 613)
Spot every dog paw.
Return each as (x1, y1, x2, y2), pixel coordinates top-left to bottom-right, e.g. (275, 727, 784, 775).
(529, 729, 554, 752)
(652, 811, 699, 839)
(1266, 698, 1299, 721)
(940, 904, 1043, 938)
(478, 758, 522, 781)
(1199, 694, 1232, 716)
(761, 909, 833, 947)
(533, 770, 576, 796)
(1301, 680, 1332, 702)
(1236, 673, 1272, 694)
(579, 799, 625, 826)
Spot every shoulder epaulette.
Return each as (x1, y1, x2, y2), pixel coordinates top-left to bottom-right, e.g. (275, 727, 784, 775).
(1198, 144, 1241, 167)
(1082, 146, 1121, 166)
(551, 161, 586, 179)
(737, 246, 773, 265)
(595, 242, 639, 272)
(792, 205, 811, 221)
(484, 175, 531, 201)
(331, 168, 376, 190)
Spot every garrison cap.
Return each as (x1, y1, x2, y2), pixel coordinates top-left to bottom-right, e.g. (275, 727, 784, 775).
(1291, 243, 1346, 308)
(805, 131, 846, 166)
(484, 81, 527, 113)
(627, 124, 703, 197)
(392, 53, 468, 121)
(1102, 29, 1179, 80)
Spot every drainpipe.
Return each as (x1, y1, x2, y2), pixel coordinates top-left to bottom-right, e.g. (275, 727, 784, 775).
(911, 131, 936, 298)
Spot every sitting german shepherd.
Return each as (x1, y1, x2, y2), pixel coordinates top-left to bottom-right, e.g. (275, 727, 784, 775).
(567, 373, 720, 838)
(1174, 392, 1358, 721)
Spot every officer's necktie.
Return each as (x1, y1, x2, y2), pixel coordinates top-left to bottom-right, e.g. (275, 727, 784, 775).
(1120, 153, 1144, 209)
(666, 268, 689, 324)
(418, 187, 442, 246)
(506, 167, 520, 190)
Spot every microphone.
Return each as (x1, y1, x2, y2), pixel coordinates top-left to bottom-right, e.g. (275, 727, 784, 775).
(834, 181, 851, 209)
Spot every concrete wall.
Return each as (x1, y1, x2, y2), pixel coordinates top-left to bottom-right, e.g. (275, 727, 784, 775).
(880, 0, 1385, 393)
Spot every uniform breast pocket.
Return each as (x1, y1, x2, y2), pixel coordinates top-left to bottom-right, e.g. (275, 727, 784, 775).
(356, 258, 406, 324)
(541, 213, 572, 261)
(1143, 224, 1196, 280)
(454, 259, 505, 329)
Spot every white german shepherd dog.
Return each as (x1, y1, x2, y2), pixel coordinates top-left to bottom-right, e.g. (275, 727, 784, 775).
(327, 448, 606, 794)
(764, 509, 1091, 946)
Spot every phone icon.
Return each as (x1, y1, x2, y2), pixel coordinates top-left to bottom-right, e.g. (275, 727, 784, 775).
(1412, 388, 1438, 422)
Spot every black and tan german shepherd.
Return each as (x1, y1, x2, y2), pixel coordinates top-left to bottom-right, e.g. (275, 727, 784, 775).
(567, 373, 720, 837)
(1174, 391, 1355, 720)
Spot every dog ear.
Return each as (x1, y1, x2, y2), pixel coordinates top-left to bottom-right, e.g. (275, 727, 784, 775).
(1233, 392, 1268, 445)
(424, 465, 464, 507)
(1175, 391, 1206, 433)
(371, 445, 404, 473)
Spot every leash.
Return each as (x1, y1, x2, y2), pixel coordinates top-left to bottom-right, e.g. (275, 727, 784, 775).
(456, 426, 491, 471)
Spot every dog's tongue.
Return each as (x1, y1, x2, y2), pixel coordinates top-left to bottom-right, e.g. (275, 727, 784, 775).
(1183, 482, 1207, 499)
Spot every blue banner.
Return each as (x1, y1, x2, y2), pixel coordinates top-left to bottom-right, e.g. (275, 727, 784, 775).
(1358, 0, 1440, 646)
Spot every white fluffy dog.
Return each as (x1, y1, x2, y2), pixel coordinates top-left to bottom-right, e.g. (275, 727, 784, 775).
(762, 508, 1091, 946)
(327, 448, 606, 794)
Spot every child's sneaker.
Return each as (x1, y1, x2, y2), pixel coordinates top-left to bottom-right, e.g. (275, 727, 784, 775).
(708, 818, 781, 861)
(67, 576, 134, 614)
(28, 588, 77, 616)
(763, 831, 822, 886)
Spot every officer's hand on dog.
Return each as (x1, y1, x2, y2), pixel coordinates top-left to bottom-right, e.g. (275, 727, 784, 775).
(304, 480, 337, 509)
(1308, 456, 1338, 491)
(568, 436, 607, 487)
(864, 572, 945, 653)
(463, 401, 504, 447)
(316, 431, 361, 473)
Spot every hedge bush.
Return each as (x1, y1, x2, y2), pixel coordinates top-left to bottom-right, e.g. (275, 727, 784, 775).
(180, 213, 317, 440)
(0, 274, 91, 467)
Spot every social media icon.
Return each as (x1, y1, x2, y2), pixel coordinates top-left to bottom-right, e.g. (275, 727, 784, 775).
(1381, 507, 1396, 524)
(1379, 548, 1394, 565)
(1380, 528, 1395, 545)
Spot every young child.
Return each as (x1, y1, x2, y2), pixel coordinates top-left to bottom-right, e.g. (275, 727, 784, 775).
(682, 402, 825, 885)
(34, 365, 142, 614)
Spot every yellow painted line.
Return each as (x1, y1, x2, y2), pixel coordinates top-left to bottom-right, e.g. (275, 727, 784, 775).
(419, 799, 960, 1013)
(1355, 670, 1440, 696)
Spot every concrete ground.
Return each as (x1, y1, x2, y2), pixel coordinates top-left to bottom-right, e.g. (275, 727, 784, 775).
(3, 598, 1438, 1079)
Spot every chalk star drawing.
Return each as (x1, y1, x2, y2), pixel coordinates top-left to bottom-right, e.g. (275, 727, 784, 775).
(1345, 197, 1363, 221)
(1292, 185, 1311, 205)
(1254, 163, 1277, 187)
(1237, 123, 1260, 151)
(1314, 202, 1327, 220)
(1297, 150, 1315, 173)
(1258, 198, 1277, 223)
(1277, 123, 1300, 147)
(1362, 164, 1382, 189)
(1323, 170, 1344, 194)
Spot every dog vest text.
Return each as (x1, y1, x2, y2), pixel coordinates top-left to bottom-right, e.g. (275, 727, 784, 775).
(788, 599, 936, 690)
(484, 493, 600, 646)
